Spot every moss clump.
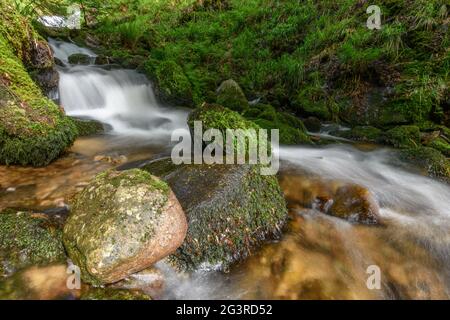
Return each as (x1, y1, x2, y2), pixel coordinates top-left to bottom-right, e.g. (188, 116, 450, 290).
(340, 126, 382, 142)
(0, 3, 77, 166)
(382, 125, 421, 148)
(429, 138, 450, 157)
(71, 118, 104, 136)
(68, 53, 92, 65)
(400, 146, 449, 180)
(0, 210, 66, 276)
(143, 158, 288, 270)
(244, 103, 311, 145)
(150, 60, 193, 106)
(80, 288, 151, 300)
(188, 103, 269, 158)
(216, 79, 249, 113)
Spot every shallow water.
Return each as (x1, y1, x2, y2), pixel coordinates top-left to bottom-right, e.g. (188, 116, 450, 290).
(1, 40, 449, 300)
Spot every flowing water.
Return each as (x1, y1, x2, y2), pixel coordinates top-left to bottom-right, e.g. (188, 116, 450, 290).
(0, 40, 449, 300)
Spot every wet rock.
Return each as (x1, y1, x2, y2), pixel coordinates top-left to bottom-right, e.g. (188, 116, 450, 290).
(94, 55, 111, 65)
(63, 169, 187, 285)
(303, 117, 322, 132)
(93, 154, 127, 164)
(0, 210, 66, 277)
(329, 185, 380, 225)
(70, 117, 104, 136)
(382, 125, 421, 148)
(143, 158, 288, 270)
(399, 146, 449, 180)
(68, 53, 92, 65)
(338, 126, 382, 143)
(216, 79, 249, 113)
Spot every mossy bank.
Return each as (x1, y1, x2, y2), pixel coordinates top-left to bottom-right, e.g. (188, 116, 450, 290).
(0, 1, 77, 166)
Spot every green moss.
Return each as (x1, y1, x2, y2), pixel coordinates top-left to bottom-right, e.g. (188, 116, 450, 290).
(400, 146, 449, 180)
(382, 125, 421, 148)
(244, 103, 311, 145)
(143, 159, 288, 270)
(340, 126, 382, 142)
(150, 60, 193, 106)
(63, 169, 170, 285)
(71, 118, 104, 137)
(216, 79, 249, 113)
(429, 138, 450, 157)
(0, 4, 77, 166)
(0, 210, 66, 276)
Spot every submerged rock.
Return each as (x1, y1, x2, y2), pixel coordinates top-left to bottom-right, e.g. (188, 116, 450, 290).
(0, 264, 81, 300)
(63, 169, 187, 285)
(279, 175, 380, 225)
(68, 53, 92, 65)
(143, 158, 288, 270)
(329, 185, 380, 225)
(0, 210, 66, 277)
(216, 79, 249, 113)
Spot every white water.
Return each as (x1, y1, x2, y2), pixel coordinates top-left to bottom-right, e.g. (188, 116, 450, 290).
(49, 39, 188, 143)
(45, 39, 449, 299)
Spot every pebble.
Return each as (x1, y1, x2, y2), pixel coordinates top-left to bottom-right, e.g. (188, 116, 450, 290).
(6, 187, 16, 192)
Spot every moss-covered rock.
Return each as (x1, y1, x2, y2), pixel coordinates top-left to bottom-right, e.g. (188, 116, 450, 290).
(382, 125, 421, 148)
(68, 53, 92, 65)
(0, 210, 66, 277)
(0, 2, 77, 166)
(70, 117, 104, 136)
(80, 288, 151, 300)
(216, 79, 249, 113)
(63, 169, 187, 285)
(339, 126, 382, 143)
(303, 117, 322, 132)
(243, 103, 311, 144)
(399, 146, 450, 180)
(151, 60, 193, 106)
(143, 158, 288, 270)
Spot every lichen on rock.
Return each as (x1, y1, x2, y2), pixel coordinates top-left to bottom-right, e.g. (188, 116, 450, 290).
(62, 169, 187, 285)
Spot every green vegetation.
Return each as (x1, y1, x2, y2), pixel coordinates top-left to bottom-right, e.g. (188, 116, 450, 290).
(0, 210, 66, 276)
(0, 1, 77, 166)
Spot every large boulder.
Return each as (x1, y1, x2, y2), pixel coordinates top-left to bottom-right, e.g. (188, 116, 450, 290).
(0, 210, 66, 277)
(63, 169, 188, 285)
(216, 79, 249, 113)
(143, 158, 288, 270)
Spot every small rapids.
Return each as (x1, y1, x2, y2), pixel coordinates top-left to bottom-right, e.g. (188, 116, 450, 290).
(0, 40, 448, 300)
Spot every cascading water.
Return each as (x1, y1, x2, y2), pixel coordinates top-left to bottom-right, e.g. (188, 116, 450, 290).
(49, 38, 188, 144)
(3, 38, 446, 300)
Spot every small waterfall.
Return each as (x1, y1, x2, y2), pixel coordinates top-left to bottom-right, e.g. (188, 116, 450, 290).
(49, 39, 188, 143)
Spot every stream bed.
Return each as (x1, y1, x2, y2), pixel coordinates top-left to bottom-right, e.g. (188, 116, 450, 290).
(0, 39, 449, 300)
